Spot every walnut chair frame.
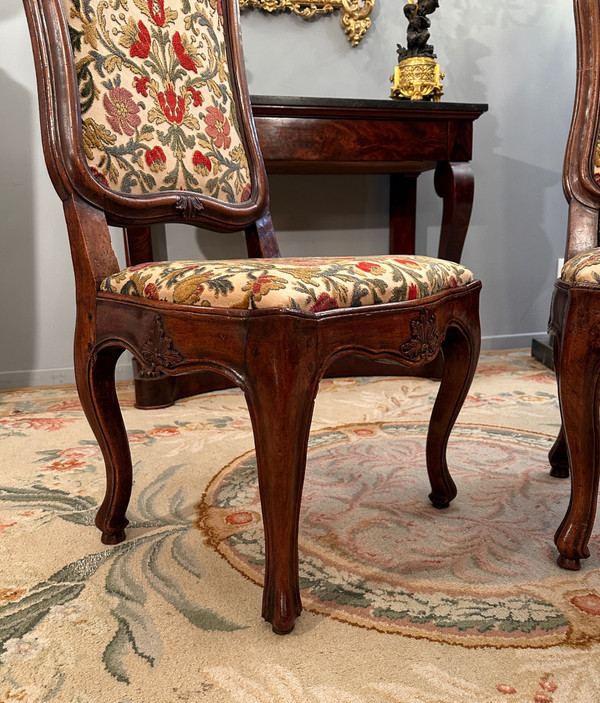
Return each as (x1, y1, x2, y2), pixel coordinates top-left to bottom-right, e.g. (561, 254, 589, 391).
(548, 0, 600, 570)
(24, 0, 481, 633)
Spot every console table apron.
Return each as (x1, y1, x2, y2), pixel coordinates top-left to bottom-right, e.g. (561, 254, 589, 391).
(126, 96, 488, 408)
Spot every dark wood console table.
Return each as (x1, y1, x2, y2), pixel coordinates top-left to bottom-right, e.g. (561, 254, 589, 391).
(250, 95, 487, 261)
(127, 96, 488, 408)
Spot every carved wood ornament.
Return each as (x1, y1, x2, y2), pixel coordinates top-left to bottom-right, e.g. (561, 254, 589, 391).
(400, 310, 441, 362)
(239, 0, 374, 46)
(141, 316, 184, 372)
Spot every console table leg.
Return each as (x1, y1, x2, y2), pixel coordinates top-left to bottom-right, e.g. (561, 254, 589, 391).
(434, 161, 474, 264)
(389, 173, 418, 254)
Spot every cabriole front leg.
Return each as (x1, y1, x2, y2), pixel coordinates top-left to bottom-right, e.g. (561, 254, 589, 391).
(75, 344, 132, 545)
(244, 317, 320, 634)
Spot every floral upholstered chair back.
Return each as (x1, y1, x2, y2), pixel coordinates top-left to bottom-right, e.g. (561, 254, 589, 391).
(62, 0, 253, 203)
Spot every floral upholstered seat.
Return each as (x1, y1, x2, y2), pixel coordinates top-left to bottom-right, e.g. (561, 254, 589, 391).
(100, 255, 473, 310)
(561, 248, 600, 284)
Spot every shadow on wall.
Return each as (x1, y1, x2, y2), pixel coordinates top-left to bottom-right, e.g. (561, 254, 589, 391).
(0, 61, 36, 388)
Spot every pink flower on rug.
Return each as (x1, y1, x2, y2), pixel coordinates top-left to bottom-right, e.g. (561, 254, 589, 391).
(147, 427, 180, 438)
(0, 417, 75, 432)
(539, 679, 558, 693)
(44, 445, 100, 472)
(46, 400, 83, 412)
(571, 593, 600, 615)
(496, 684, 517, 695)
(225, 511, 254, 526)
(103, 87, 141, 136)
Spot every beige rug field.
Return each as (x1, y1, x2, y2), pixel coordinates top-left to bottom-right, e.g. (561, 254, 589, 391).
(0, 350, 598, 702)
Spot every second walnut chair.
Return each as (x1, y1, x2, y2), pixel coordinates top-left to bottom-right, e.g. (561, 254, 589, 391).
(23, 0, 481, 633)
(548, 0, 600, 572)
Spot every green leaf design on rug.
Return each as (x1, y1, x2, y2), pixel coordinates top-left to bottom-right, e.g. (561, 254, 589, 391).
(0, 474, 244, 683)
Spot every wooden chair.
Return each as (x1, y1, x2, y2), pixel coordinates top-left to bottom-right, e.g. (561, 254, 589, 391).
(548, 0, 600, 571)
(23, 0, 481, 633)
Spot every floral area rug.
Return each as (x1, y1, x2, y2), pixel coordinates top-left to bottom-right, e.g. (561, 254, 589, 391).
(0, 351, 599, 702)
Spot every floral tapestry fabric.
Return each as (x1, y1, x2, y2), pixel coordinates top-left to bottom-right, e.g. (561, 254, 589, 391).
(561, 248, 600, 284)
(100, 255, 474, 310)
(61, 0, 252, 202)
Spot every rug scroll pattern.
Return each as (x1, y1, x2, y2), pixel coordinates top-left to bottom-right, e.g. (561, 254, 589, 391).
(0, 351, 599, 702)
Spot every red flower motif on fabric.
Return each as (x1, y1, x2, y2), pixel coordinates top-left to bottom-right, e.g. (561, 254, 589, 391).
(187, 86, 203, 107)
(147, 0, 166, 26)
(204, 106, 231, 149)
(310, 293, 339, 312)
(192, 151, 212, 174)
(144, 283, 160, 299)
(134, 76, 151, 97)
(158, 84, 186, 124)
(408, 283, 418, 300)
(90, 166, 109, 187)
(356, 262, 381, 272)
(394, 258, 421, 268)
(241, 183, 252, 201)
(173, 32, 197, 73)
(145, 146, 167, 172)
(103, 86, 141, 136)
(447, 276, 458, 288)
(130, 20, 151, 59)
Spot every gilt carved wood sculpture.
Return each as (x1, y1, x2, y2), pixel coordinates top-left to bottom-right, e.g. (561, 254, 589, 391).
(547, 0, 600, 571)
(23, 0, 481, 633)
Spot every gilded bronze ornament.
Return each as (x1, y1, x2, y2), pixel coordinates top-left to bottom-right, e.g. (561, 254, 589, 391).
(239, 0, 374, 46)
(391, 0, 444, 101)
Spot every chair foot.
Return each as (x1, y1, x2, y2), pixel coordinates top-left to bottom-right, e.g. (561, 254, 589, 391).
(262, 589, 302, 635)
(549, 465, 570, 479)
(270, 620, 297, 635)
(429, 493, 450, 509)
(101, 528, 127, 545)
(557, 554, 581, 570)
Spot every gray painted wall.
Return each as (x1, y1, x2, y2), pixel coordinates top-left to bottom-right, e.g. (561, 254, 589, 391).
(0, 0, 575, 387)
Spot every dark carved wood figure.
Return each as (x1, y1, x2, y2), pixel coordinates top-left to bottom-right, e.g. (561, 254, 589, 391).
(547, 0, 600, 570)
(22, 0, 481, 633)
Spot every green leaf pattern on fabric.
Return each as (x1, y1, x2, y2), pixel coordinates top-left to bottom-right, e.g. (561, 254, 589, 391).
(101, 255, 474, 310)
(61, 0, 251, 201)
